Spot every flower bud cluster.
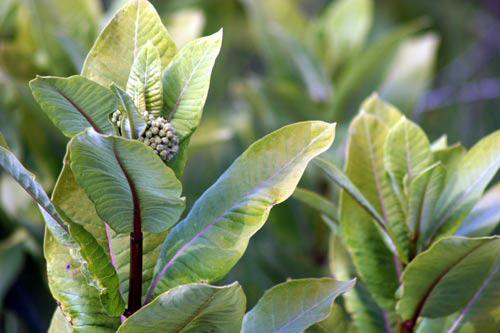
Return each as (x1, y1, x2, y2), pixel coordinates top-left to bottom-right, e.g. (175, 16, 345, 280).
(111, 110, 123, 128)
(139, 115, 179, 161)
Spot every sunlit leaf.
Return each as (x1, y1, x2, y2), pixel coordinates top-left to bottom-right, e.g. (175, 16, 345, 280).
(30, 75, 117, 137)
(117, 283, 245, 332)
(82, 0, 176, 88)
(147, 121, 335, 300)
(70, 130, 185, 234)
(162, 30, 222, 139)
(241, 278, 355, 333)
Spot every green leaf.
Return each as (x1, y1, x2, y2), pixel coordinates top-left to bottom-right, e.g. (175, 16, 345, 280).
(52, 153, 166, 303)
(117, 283, 246, 332)
(48, 307, 72, 333)
(241, 278, 355, 333)
(406, 163, 446, 254)
(384, 116, 432, 201)
(0, 145, 125, 316)
(30, 75, 117, 137)
(292, 187, 338, 223)
(147, 121, 335, 300)
(335, 96, 405, 310)
(126, 41, 163, 116)
(430, 135, 448, 151)
(44, 230, 121, 333)
(162, 30, 222, 139)
(428, 130, 500, 243)
(110, 84, 146, 140)
(456, 183, 500, 237)
(82, 0, 176, 89)
(70, 130, 185, 233)
(379, 33, 439, 113)
(398, 236, 500, 331)
(320, 0, 373, 72)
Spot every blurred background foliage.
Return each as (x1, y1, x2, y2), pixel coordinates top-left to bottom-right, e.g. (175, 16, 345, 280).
(0, 0, 499, 331)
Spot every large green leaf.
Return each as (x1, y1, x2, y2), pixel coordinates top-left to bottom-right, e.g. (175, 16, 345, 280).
(126, 41, 163, 116)
(70, 130, 185, 233)
(241, 278, 355, 333)
(162, 30, 222, 139)
(117, 283, 246, 332)
(428, 130, 500, 244)
(398, 236, 500, 331)
(336, 96, 404, 310)
(384, 116, 432, 202)
(456, 183, 500, 237)
(147, 121, 335, 300)
(52, 153, 166, 303)
(320, 0, 373, 72)
(44, 230, 121, 333)
(30, 75, 117, 137)
(82, 0, 176, 88)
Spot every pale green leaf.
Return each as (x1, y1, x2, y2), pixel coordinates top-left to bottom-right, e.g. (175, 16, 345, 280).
(70, 130, 185, 233)
(292, 187, 338, 223)
(380, 33, 439, 112)
(242, 278, 355, 333)
(162, 30, 222, 139)
(110, 84, 146, 140)
(398, 236, 500, 331)
(321, 0, 373, 72)
(44, 230, 121, 333)
(406, 163, 446, 254)
(147, 121, 335, 300)
(52, 153, 166, 303)
(384, 116, 432, 200)
(48, 307, 72, 333)
(117, 283, 246, 332)
(456, 183, 500, 237)
(82, 0, 176, 88)
(126, 41, 163, 116)
(429, 130, 500, 243)
(336, 96, 405, 310)
(30, 75, 117, 137)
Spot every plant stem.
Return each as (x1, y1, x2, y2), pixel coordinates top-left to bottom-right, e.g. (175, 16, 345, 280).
(125, 229, 143, 317)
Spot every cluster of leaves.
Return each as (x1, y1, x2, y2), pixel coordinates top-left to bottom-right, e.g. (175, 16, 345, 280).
(0, 0, 357, 332)
(299, 95, 500, 332)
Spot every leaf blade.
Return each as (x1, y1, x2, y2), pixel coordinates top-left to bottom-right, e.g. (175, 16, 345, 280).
(148, 121, 335, 300)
